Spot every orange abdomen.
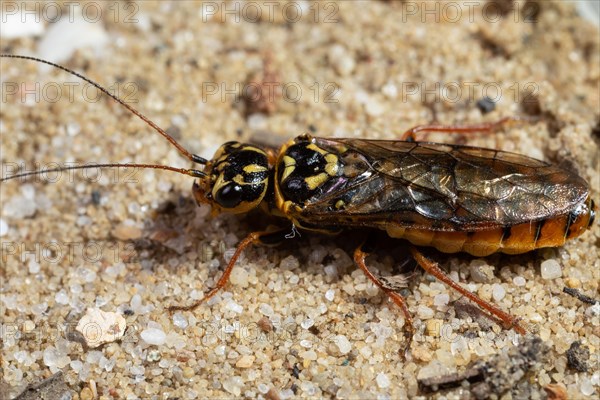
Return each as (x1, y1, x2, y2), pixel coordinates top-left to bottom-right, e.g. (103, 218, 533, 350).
(386, 196, 596, 257)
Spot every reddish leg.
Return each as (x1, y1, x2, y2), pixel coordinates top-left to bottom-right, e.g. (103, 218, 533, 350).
(168, 229, 289, 313)
(354, 244, 415, 354)
(401, 116, 530, 141)
(409, 246, 526, 334)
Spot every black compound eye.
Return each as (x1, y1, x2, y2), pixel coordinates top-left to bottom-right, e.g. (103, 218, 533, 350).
(215, 183, 243, 208)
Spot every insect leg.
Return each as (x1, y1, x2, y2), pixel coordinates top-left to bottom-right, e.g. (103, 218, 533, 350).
(168, 228, 291, 313)
(400, 116, 528, 141)
(354, 241, 415, 353)
(409, 246, 527, 335)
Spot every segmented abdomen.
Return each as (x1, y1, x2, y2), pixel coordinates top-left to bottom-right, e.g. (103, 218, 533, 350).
(386, 196, 595, 256)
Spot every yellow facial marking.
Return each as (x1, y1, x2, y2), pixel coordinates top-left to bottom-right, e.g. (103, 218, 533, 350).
(212, 173, 227, 196)
(233, 174, 246, 185)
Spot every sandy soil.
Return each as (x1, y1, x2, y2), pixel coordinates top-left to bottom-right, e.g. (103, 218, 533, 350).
(1, 1, 599, 399)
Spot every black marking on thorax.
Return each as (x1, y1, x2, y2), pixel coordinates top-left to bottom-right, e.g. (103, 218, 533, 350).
(278, 141, 342, 205)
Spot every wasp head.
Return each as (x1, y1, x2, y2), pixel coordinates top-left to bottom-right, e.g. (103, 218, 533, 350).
(193, 142, 269, 214)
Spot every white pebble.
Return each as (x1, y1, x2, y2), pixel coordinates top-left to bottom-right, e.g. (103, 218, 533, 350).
(279, 255, 299, 270)
(235, 355, 255, 368)
(70, 360, 83, 372)
(289, 274, 300, 284)
(540, 259, 562, 279)
(215, 345, 226, 356)
(31, 302, 48, 315)
(172, 313, 188, 329)
(323, 265, 338, 281)
(300, 340, 312, 348)
(382, 82, 398, 99)
(230, 267, 249, 287)
(417, 305, 435, 320)
(335, 335, 352, 354)
(330, 44, 355, 76)
(365, 100, 385, 117)
(14, 351, 27, 363)
(0, 11, 45, 39)
(0, 219, 8, 236)
(257, 384, 269, 394)
(55, 290, 70, 305)
(469, 259, 494, 283)
(222, 376, 243, 396)
(376, 372, 390, 388)
(28, 259, 40, 274)
(433, 293, 449, 307)
(76, 308, 126, 348)
(513, 276, 526, 286)
(259, 303, 274, 317)
(225, 300, 243, 314)
(492, 284, 506, 301)
(279, 389, 295, 400)
(580, 377, 595, 396)
(586, 303, 600, 319)
(325, 289, 335, 301)
(301, 318, 314, 329)
(140, 328, 167, 346)
(43, 347, 58, 367)
(36, 16, 109, 65)
(451, 337, 468, 356)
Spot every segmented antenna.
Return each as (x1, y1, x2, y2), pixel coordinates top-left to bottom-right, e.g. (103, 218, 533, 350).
(0, 54, 208, 182)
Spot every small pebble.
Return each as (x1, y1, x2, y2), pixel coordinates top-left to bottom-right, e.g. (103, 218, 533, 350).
(76, 308, 126, 348)
(235, 355, 255, 368)
(513, 276, 526, 286)
(325, 289, 335, 301)
(335, 335, 352, 354)
(376, 372, 390, 388)
(230, 267, 249, 287)
(0, 219, 8, 236)
(225, 300, 243, 314)
(173, 314, 188, 329)
(365, 100, 385, 117)
(541, 259, 562, 279)
(223, 376, 243, 396)
(279, 255, 299, 271)
(492, 283, 506, 301)
(301, 318, 314, 329)
(80, 387, 94, 400)
(55, 290, 70, 305)
(111, 223, 142, 240)
(469, 259, 494, 283)
(425, 319, 442, 337)
(564, 277, 581, 288)
(476, 96, 496, 114)
(140, 327, 167, 346)
(259, 303, 274, 316)
(417, 305, 435, 320)
(580, 377, 595, 396)
(433, 293, 449, 307)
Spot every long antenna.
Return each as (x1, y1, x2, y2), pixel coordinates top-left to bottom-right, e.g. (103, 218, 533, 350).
(0, 54, 207, 165)
(1, 163, 205, 183)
